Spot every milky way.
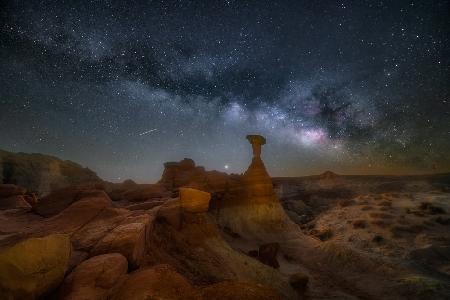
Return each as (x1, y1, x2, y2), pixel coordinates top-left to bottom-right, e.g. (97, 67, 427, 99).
(1, 1, 449, 181)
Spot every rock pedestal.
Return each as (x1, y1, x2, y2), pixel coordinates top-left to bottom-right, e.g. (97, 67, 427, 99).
(216, 135, 288, 238)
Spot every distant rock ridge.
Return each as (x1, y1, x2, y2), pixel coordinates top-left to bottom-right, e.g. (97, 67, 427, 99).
(0, 149, 102, 196)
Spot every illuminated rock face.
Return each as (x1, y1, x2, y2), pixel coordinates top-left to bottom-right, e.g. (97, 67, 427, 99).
(216, 135, 287, 237)
(180, 187, 211, 213)
(0, 234, 71, 299)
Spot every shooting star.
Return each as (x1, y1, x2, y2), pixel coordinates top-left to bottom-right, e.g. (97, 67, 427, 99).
(139, 129, 158, 136)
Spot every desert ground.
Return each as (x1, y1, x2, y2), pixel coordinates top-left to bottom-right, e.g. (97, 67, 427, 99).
(0, 144, 449, 299)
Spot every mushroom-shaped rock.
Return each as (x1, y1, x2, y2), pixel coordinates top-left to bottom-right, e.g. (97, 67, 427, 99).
(110, 264, 199, 300)
(0, 234, 71, 299)
(180, 187, 211, 213)
(59, 253, 128, 300)
(246, 134, 266, 157)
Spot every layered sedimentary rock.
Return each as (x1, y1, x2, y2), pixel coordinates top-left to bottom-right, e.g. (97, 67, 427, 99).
(214, 135, 289, 238)
(0, 149, 102, 196)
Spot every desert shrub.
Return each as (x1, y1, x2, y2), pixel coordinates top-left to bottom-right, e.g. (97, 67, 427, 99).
(372, 235, 384, 243)
(338, 199, 356, 207)
(369, 212, 394, 219)
(370, 219, 392, 228)
(400, 275, 443, 296)
(391, 224, 424, 237)
(434, 217, 450, 225)
(361, 205, 373, 211)
(352, 219, 368, 229)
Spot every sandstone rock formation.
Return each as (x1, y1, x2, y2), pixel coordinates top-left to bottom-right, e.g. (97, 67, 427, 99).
(90, 214, 154, 269)
(0, 184, 31, 210)
(215, 135, 289, 238)
(0, 234, 71, 299)
(110, 264, 200, 300)
(180, 187, 211, 213)
(33, 185, 108, 217)
(0, 149, 102, 196)
(59, 253, 128, 300)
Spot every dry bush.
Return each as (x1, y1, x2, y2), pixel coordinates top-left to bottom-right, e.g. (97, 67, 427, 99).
(360, 205, 373, 211)
(378, 200, 392, 207)
(369, 212, 394, 219)
(352, 219, 368, 229)
(370, 219, 392, 228)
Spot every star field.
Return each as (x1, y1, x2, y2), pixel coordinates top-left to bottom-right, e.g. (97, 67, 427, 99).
(1, 1, 449, 182)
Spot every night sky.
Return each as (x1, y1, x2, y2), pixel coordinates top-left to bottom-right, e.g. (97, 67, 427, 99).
(1, 1, 449, 182)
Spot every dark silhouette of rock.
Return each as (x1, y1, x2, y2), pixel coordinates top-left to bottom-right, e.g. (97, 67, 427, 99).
(0, 149, 102, 196)
(258, 242, 280, 268)
(158, 158, 234, 193)
(34, 185, 109, 217)
(289, 272, 309, 292)
(119, 184, 169, 202)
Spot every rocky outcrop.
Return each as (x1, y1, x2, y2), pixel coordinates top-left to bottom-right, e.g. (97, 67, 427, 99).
(0, 149, 102, 196)
(59, 253, 128, 300)
(41, 195, 112, 234)
(110, 264, 200, 300)
(180, 187, 211, 213)
(90, 214, 154, 269)
(201, 280, 282, 300)
(0, 234, 71, 299)
(215, 135, 289, 238)
(158, 158, 235, 193)
(33, 185, 108, 217)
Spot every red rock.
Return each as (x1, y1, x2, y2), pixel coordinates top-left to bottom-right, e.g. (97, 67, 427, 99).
(34, 185, 110, 217)
(0, 184, 26, 198)
(59, 253, 128, 300)
(70, 207, 130, 251)
(42, 196, 112, 234)
(110, 264, 199, 300)
(90, 214, 154, 269)
(289, 272, 309, 292)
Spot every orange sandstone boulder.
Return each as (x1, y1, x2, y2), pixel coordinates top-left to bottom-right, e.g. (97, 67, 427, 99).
(90, 214, 154, 268)
(180, 187, 211, 213)
(59, 253, 128, 300)
(110, 264, 200, 300)
(0, 234, 71, 299)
